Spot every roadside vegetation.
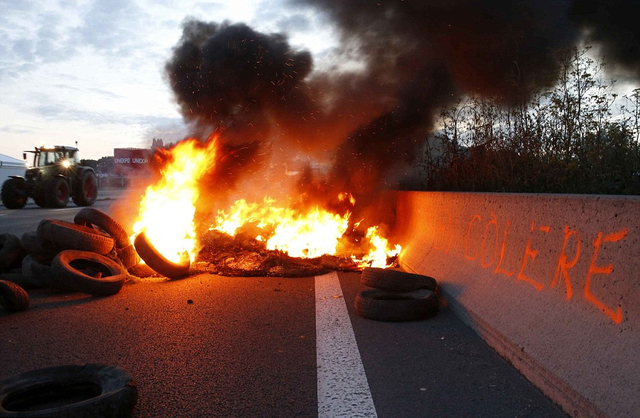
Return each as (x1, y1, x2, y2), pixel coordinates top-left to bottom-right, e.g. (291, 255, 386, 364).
(416, 47, 640, 194)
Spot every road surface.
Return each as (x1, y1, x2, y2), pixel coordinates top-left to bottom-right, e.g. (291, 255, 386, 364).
(0, 189, 567, 417)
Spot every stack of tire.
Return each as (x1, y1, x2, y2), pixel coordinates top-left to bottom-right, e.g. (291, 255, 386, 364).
(0, 208, 147, 313)
(355, 267, 440, 322)
(0, 233, 30, 312)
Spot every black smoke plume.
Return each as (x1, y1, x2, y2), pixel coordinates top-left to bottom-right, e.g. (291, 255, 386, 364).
(165, 1, 640, 229)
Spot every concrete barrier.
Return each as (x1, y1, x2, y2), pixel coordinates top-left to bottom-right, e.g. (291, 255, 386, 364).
(394, 192, 639, 418)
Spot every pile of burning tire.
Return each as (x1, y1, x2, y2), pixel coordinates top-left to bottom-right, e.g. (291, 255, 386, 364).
(0, 208, 159, 314)
(355, 267, 441, 321)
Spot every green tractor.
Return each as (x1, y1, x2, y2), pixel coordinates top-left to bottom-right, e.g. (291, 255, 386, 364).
(1, 145, 98, 209)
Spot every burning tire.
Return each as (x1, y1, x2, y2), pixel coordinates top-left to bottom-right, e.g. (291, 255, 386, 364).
(74, 208, 130, 249)
(72, 170, 98, 207)
(37, 219, 114, 255)
(361, 267, 438, 292)
(0, 234, 22, 273)
(21, 254, 54, 289)
(1, 179, 28, 210)
(0, 280, 29, 312)
(134, 230, 190, 279)
(354, 288, 439, 322)
(51, 250, 126, 296)
(0, 364, 137, 418)
(44, 177, 70, 208)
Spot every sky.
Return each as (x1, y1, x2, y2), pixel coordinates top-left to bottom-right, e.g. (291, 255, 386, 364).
(0, 0, 337, 161)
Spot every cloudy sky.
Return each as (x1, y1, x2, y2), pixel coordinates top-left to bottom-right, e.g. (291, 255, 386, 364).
(0, 0, 336, 161)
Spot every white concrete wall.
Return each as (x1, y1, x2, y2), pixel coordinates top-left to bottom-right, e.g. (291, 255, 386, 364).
(394, 192, 640, 418)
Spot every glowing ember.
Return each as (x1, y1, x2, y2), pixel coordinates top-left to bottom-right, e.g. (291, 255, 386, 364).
(132, 137, 218, 263)
(211, 197, 400, 267)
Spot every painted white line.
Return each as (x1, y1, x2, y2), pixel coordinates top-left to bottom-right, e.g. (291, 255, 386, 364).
(315, 272, 377, 418)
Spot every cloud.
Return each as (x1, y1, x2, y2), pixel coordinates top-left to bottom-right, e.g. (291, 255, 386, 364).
(277, 13, 311, 32)
(0, 124, 36, 135)
(74, 0, 146, 56)
(50, 83, 125, 99)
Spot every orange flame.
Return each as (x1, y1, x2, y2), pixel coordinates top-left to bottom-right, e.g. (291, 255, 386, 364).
(132, 137, 218, 263)
(131, 134, 401, 270)
(211, 196, 401, 266)
(355, 226, 402, 268)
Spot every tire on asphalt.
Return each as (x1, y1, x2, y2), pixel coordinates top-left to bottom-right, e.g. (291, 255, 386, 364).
(21, 254, 54, 289)
(354, 288, 439, 322)
(20, 231, 58, 262)
(51, 250, 126, 296)
(0, 234, 22, 273)
(37, 219, 114, 255)
(133, 230, 189, 279)
(0, 364, 137, 418)
(72, 170, 98, 207)
(1, 178, 28, 210)
(115, 245, 140, 269)
(74, 208, 130, 249)
(0, 280, 29, 312)
(44, 177, 70, 208)
(360, 267, 438, 292)
(0, 271, 34, 290)
(127, 261, 156, 278)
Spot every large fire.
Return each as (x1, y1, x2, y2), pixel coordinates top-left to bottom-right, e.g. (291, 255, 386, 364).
(132, 138, 218, 263)
(131, 136, 401, 271)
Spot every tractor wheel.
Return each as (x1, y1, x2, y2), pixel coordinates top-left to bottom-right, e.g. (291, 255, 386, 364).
(32, 183, 47, 207)
(72, 170, 98, 207)
(1, 178, 28, 209)
(44, 177, 70, 208)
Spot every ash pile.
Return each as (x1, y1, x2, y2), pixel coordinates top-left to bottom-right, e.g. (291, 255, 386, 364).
(196, 229, 371, 277)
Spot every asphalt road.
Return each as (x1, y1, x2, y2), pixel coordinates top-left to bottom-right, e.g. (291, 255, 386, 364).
(0, 187, 132, 237)
(0, 191, 568, 417)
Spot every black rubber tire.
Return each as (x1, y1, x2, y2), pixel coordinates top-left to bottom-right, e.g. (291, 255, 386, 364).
(44, 177, 70, 208)
(0, 280, 29, 312)
(134, 230, 190, 279)
(51, 250, 126, 296)
(20, 232, 58, 262)
(0, 234, 22, 273)
(72, 170, 98, 207)
(37, 219, 114, 255)
(354, 288, 439, 322)
(127, 262, 156, 278)
(32, 183, 46, 208)
(1, 179, 28, 210)
(0, 272, 34, 290)
(0, 364, 137, 418)
(361, 267, 438, 292)
(21, 254, 54, 289)
(74, 208, 130, 248)
(115, 245, 140, 269)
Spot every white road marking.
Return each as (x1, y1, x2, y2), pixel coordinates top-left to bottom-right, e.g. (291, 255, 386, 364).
(315, 272, 377, 418)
